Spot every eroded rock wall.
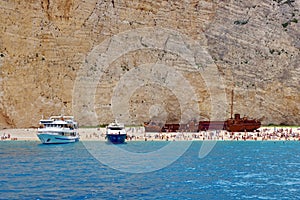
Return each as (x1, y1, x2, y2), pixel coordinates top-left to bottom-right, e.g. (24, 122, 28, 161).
(0, 0, 299, 128)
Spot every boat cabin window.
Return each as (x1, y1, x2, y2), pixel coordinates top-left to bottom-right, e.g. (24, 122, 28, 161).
(109, 127, 123, 130)
(41, 123, 76, 129)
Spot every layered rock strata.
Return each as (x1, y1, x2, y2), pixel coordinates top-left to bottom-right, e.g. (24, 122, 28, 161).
(0, 0, 299, 128)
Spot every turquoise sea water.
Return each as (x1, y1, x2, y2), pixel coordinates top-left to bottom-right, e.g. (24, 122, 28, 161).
(1, 141, 300, 200)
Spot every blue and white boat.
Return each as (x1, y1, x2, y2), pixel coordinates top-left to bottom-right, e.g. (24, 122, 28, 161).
(37, 116, 79, 144)
(106, 121, 127, 144)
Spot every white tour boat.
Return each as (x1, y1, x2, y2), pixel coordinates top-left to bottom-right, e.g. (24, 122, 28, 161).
(37, 116, 79, 144)
(106, 121, 127, 144)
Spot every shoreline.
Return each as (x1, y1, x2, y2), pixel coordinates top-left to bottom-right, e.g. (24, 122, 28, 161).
(0, 126, 300, 142)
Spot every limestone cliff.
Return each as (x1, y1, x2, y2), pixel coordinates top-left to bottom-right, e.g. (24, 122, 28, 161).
(0, 0, 299, 128)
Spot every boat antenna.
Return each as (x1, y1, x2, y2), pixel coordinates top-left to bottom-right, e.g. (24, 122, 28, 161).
(231, 89, 234, 119)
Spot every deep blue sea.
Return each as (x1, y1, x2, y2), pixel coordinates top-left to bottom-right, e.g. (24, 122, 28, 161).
(1, 141, 300, 200)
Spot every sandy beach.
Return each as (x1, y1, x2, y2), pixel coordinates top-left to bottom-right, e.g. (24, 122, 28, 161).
(1, 126, 300, 142)
(0, 128, 107, 142)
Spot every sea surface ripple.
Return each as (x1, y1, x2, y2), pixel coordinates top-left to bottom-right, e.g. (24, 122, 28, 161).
(1, 141, 300, 199)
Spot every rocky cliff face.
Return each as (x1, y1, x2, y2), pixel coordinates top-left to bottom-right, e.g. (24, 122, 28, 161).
(0, 0, 299, 128)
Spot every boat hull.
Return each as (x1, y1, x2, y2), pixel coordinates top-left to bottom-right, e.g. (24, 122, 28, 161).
(198, 121, 226, 131)
(144, 122, 199, 132)
(198, 121, 260, 132)
(106, 134, 126, 144)
(37, 133, 79, 144)
(225, 114, 261, 132)
(225, 123, 261, 132)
